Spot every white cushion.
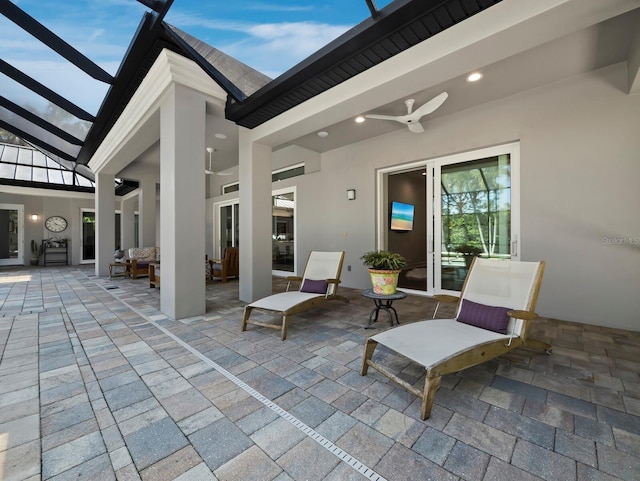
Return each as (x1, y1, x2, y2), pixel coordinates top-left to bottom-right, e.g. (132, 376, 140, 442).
(371, 319, 510, 369)
(249, 291, 324, 311)
(128, 247, 158, 262)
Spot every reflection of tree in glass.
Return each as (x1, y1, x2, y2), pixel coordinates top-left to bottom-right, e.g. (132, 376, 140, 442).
(0, 128, 28, 146)
(40, 102, 91, 140)
(9, 100, 91, 142)
(441, 157, 511, 257)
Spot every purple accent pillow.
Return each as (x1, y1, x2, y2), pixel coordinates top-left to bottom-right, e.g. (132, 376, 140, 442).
(456, 299, 511, 334)
(300, 279, 328, 294)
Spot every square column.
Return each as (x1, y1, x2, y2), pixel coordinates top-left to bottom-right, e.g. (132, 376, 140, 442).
(95, 172, 115, 277)
(120, 195, 136, 250)
(160, 84, 206, 318)
(238, 127, 273, 303)
(139, 176, 157, 247)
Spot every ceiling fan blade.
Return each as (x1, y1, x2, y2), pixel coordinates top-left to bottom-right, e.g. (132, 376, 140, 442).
(410, 92, 448, 120)
(205, 170, 215, 175)
(408, 121, 424, 133)
(365, 114, 401, 121)
(216, 172, 232, 176)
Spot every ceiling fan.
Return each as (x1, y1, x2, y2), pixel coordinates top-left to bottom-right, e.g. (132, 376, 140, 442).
(365, 92, 448, 133)
(205, 147, 231, 176)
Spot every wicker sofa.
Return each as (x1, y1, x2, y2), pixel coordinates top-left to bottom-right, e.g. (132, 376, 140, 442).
(126, 247, 159, 279)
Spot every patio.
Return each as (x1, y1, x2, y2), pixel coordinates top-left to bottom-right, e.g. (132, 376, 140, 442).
(1, 266, 639, 481)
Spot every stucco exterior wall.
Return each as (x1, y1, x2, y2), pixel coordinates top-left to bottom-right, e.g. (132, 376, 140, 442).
(291, 62, 639, 330)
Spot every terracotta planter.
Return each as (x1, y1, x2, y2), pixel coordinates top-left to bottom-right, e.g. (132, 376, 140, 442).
(368, 269, 401, 295)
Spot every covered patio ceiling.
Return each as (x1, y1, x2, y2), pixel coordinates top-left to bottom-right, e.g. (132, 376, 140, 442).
(1, 0, 639, 180)
(118, 0, 640, 178)
(0, 0, 503, 174)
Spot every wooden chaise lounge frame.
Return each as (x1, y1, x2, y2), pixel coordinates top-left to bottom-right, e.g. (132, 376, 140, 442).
(241, 251, 349, 340)
(361, 258, 549, 420)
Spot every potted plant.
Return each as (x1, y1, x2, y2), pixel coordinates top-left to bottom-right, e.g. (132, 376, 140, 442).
(456, 243, 483, 267)
(30, 239, 42, 266)
(361, 250, 407, 295)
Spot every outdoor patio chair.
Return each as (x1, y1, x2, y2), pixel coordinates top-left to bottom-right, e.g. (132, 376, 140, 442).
(361, 257, 548, 419)
(241, 251, 350, 340)
(126, 246, 159, 279)
(209, 247, 239, 282)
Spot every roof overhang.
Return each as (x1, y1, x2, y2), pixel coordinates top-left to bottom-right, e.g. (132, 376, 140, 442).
(241, 0, 640, 148)
(225, 0, 503, 129)
(89, 49, 226, 176)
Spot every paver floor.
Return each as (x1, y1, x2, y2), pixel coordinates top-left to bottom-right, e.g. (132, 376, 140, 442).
(0, 266, 639, 480)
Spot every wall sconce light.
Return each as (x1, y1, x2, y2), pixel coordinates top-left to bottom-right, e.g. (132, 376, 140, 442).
(347, 189, 356, 200)
(30, 214, 39, 221)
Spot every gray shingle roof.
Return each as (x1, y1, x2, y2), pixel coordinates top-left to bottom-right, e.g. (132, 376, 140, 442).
(166, 24, 272, 98)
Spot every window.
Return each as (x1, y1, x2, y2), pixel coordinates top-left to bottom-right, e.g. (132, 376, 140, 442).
(222, 182, 239, 195)
(272, 164, 304, 182)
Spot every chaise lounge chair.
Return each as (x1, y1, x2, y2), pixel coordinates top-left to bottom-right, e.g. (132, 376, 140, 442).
(241, 251, 350, 340)
(361, 257, 548, 419)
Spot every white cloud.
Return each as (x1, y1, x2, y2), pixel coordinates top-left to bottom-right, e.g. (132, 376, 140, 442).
(240, 2, 315, 13)
(226, 21, 349, 76)
(88, 28, 106, 42)
(165, 13, 351, 76)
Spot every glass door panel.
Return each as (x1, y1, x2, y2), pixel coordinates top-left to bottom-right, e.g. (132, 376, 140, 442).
(439, 155, 511, 290)
(388, 169, 428, 292)
(115, 213, 121, 250)
(219, 202, 239, 254)
(272, 191, 295, 273)
(81, 211, 95, 262)
(220, 205, 232, 251)
(0, 204, 23, 266)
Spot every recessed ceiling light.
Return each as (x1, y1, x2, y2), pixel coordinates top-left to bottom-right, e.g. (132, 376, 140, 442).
(466, 72, 483, 82)
(214, 133, 227, 139)
(355, 116, 366, 123)
(317, 131, 329, 137)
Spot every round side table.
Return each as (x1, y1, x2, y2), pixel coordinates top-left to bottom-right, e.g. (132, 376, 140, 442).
(362, 289, 407, 329)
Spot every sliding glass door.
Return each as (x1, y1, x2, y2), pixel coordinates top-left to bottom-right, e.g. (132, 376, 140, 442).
(81, 210, 95, 263)
(0, 204, 23, 266)
(81, 210, 132, 263)
(379, 142, 519, 295)
(217, 201, 239, 258)
(214, 188, 296, 275)
(437, 153, 515, 291)
(272, 189, 295, 274)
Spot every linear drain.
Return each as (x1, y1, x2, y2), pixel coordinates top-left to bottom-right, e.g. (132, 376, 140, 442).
(98, 282, 387, 481)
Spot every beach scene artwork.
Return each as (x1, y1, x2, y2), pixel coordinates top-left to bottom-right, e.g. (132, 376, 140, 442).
(390, 201, 414, 230)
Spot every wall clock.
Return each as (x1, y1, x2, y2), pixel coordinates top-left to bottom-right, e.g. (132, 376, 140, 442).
(45, 215, 68, 233)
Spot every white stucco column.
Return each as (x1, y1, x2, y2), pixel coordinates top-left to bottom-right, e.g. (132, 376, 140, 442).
(160, 84, 206, 318)
(238, 127, 273, 303)
(139, 176, 157, 247)
(120, 194, 136, 250)
(95, 172, 115, 277)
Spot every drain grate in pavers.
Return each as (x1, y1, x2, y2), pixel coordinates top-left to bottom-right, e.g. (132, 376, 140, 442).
(98, 281, 389, 481)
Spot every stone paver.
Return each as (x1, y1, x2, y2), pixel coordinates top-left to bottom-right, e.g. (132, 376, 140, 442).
(0, 266, 639, 481)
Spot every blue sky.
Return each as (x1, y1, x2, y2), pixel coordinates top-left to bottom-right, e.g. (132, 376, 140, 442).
(1, 0, 392, 114)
